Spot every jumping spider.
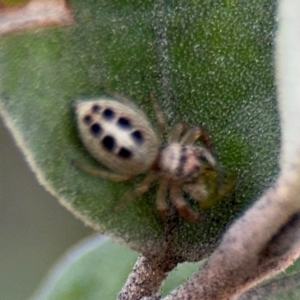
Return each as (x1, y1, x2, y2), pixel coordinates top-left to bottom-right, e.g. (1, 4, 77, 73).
(73, 92, 233, 223)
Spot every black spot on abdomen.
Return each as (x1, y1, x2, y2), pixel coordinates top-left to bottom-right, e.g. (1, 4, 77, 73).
(92, 104, 101, 113)
(102, 108, 115, 120)
(90, 123, 102, 136)
(83, 115, 92, 125)
(131, 130, 143, 144)
(117, 117, 131, 129)
(118, 147, 132, 159)
(101, 135, 115, 151)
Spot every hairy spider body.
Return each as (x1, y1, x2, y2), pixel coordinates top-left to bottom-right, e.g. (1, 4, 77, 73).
(158, 144, 215, 182)
(74, 92, 232, 223)
(150, 143, 217, 222)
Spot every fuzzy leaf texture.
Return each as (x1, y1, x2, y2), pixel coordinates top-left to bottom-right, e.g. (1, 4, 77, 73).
(0, 0, 278, 260)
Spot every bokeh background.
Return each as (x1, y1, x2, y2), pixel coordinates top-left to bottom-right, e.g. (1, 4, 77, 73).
(0, 120, 93, 300)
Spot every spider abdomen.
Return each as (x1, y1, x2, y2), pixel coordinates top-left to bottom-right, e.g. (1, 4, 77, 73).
(75, 99, 159, 175)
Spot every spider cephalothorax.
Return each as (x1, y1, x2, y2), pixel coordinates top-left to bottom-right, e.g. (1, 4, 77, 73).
(74, 92, 233, 223)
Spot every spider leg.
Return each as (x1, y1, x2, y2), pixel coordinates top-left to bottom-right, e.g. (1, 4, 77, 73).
(149, 92, 165, 143)
(183, 183, 208, 202)
(72, 160, 133, 182)
(155, 180, 168, 219)
(180, 126, 213, 150)
(167, 123, 189, 143)
(169, 185, 202, 223)
(114, 171, 157, 210)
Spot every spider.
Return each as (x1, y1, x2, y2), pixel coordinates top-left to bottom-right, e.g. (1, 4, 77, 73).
(73, 92, 233, 223)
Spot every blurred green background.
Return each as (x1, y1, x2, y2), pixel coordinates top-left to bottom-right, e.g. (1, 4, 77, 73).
(0, 120, 93, 300)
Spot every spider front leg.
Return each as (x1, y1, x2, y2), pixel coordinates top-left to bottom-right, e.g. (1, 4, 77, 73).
(155, 180, 168, 219)
(169, 185, 202, 223)
(180, 126, 214, 150)
(182, 181, 208, 201)
(167, 123, 189, 143)
(72, 160, 133, 182)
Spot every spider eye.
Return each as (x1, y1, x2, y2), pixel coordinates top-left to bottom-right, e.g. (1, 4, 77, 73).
(199, 154, 209, 164)
(199, 152, 216, 168)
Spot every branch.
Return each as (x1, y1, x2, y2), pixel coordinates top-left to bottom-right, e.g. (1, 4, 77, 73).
(118, 254, 176, 300)
(234, 271, 300, 300)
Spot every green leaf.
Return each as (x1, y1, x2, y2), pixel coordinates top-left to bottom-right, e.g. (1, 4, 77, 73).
(161, 260, 202, 296)
(29, 236, 138, 300)
(0, 0, 279, 260)
(30, 235, 202, 300)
